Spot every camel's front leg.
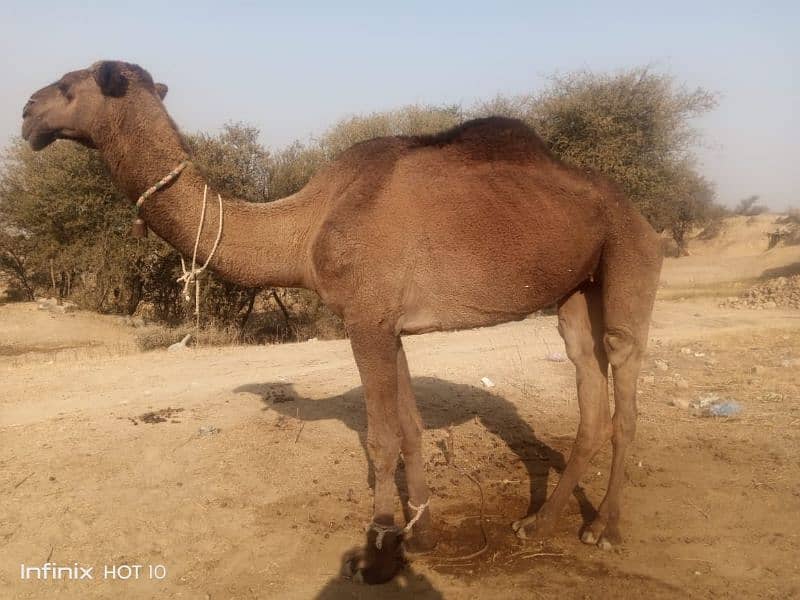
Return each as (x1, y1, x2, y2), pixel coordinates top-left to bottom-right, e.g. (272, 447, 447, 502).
(342, 326, 406, 584)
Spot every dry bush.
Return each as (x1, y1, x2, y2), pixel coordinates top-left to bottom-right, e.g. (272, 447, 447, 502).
(134, 325, 193, 351)
(250, 288, 345, 342)
(661, 235, 683, 258)
(767, 211, 800, 249)
(775, 209, 800, 226)
(735, 195, 768, 216)
(134, 323, 247, 351)
(135, 287, 346, 351)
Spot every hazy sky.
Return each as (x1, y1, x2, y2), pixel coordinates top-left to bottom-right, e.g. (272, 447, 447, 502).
(1, 1, 797, 209)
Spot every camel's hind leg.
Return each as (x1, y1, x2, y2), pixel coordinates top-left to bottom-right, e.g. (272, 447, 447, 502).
(396, 345, 437, 552)
(581, 232, 662, 549)
(513, 282, 612, 539)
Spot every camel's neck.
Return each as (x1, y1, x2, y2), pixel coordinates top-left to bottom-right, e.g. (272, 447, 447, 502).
(97, 100, 317, 290)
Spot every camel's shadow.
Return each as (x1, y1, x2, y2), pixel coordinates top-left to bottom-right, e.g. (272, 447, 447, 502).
(235, 376, 594, 523)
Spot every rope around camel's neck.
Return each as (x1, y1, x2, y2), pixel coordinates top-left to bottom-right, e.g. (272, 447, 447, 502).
(134, 160, 224, 331)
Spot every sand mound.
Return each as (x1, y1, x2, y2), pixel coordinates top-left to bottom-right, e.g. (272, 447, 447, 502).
(689, 214, 782, 257)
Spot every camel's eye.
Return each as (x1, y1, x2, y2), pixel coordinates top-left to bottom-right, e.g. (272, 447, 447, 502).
(57, 82, 73, 101)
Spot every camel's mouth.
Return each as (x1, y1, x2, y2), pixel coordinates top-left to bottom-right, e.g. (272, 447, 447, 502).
(22, 118, 96, 151)
(22, 118, 57, 151)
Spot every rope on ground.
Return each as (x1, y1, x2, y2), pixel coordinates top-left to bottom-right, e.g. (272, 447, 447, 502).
(433, 426, 489, 563)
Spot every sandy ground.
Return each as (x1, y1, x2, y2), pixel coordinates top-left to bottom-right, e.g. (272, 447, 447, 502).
(1, 218, 799, 599)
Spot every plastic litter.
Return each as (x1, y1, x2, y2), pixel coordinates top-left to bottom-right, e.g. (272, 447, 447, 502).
(707, 402, 742, 417)
(690, 393, 742, 418)
(545, 352, 567, 362)
(480, 377, 495, 388)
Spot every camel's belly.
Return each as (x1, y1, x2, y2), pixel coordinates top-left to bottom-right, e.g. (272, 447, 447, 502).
(395, 270, 576, 336)
(396, 304, 533, 335)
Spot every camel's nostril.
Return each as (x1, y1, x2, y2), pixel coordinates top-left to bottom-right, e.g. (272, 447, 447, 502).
(22, 99, 36, 118)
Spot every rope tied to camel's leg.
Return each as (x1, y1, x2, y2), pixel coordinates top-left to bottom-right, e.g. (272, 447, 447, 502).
(364, 496, 431, 550)
(366, 522, 400, 550)
(176, 184, 224, 333)
(404, 497, 431, 535)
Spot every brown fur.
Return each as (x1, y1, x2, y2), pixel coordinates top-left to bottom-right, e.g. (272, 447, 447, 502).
(22, 60, 663, 583)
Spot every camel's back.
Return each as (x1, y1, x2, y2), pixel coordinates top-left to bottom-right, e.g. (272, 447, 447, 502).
(309, 118, 642, 332)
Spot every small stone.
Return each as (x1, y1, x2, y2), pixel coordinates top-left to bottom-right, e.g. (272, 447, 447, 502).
(654, 359, 669, 372)
(750, 365, 765, 375)
(671, 397, 691, 410)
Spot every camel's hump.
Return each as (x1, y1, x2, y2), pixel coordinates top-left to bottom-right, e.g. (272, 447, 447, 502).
(409, 117, 553, 162)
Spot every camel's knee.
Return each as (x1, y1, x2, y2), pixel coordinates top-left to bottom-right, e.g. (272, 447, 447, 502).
(558, 314, 595, 365)
(603, 328, 640, 368)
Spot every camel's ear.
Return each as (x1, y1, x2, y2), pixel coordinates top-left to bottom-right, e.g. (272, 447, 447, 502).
(92, 61, 128, 97)
(154, 83, 168, 100)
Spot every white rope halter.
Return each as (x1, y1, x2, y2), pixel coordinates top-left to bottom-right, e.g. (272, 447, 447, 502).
(176, 184, 224, 328)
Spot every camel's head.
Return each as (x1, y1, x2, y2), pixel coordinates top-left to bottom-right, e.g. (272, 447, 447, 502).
(22, 60, 168, 151)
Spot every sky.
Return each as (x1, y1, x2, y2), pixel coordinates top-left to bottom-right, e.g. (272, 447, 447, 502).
(1, 1, 797, 209)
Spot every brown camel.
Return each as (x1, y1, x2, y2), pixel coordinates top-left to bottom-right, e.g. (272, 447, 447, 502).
(21, 60, 663, 583)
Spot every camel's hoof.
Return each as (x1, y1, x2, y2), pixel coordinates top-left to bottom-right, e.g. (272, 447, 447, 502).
(511, 518, 529, 540)
(580, 529, 598, 545)
(512, 515, 553, 541)
(341, 547, 404, 585)
(340, 528, 406, 585)
(404, 529, 439, 555)
(581, 524, 621, 550)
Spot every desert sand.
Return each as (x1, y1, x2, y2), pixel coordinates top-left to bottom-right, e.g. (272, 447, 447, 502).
(1, 215, 799, 599)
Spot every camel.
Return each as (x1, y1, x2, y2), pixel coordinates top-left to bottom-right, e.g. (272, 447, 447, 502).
(22, 60, 663, 584)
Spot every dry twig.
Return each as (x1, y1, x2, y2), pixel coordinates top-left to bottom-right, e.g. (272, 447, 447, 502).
(13, 472, 34, 489)
(294, 407, 305, 443)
